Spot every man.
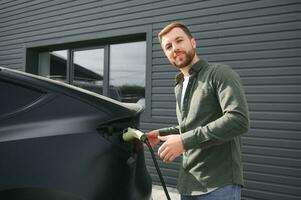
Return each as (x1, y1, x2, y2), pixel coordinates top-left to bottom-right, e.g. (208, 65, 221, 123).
(146, 22, 249, 200)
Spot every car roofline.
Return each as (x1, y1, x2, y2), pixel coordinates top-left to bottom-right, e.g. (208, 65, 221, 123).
(0, 67, 122, 103)
(0, 66, 144, 114)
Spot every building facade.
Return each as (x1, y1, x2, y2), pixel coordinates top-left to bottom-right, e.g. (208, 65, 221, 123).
(1, 0, 301, 199)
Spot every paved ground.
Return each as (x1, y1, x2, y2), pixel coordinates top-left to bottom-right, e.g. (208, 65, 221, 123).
(152, 184, 180, 200)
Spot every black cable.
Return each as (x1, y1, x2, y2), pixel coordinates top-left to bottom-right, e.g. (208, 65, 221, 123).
(144, 138, 171, 200)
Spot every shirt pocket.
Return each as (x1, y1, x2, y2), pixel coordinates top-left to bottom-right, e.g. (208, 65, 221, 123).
(188, 87, 215, 118)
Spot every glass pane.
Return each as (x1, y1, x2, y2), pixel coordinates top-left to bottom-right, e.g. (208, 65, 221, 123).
(39, 50, 68, 82)
(73, 48, 104, 95)
(110, 41, 146, 103)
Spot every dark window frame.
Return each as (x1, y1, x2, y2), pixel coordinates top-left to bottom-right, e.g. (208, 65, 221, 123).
(53, 46, 106, 92)
(24, 27, 152, 118)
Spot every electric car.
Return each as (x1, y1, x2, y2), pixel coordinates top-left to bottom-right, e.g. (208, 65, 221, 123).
(0, 67, 152, 200)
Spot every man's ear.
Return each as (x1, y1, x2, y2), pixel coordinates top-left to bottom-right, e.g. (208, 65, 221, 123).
(191, 37, 196, 49)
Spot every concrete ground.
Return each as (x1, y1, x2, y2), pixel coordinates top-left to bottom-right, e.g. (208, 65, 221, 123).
(152, 184, 180, 200)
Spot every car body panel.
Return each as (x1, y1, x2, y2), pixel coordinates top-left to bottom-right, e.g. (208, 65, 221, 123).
(0, 67, 152, 200)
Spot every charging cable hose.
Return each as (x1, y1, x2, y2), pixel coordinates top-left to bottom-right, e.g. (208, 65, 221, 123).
(123, 128, 171, 200)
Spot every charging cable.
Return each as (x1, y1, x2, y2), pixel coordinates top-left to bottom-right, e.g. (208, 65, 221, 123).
(123, 128, 171, 200)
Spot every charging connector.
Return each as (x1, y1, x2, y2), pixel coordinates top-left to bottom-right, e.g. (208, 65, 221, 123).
(122, 128, 171, 200)
(122, 128, 147, 143)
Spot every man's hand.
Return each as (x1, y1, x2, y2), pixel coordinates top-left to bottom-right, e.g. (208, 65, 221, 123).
(157, 135, 184, 162)
(145, 130, 160, 147)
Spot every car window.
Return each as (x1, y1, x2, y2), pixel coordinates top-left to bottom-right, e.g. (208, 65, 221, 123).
(0, 79, 44, 116)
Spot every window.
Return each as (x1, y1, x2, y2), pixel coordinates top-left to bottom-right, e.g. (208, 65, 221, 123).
(37, 40, 146, 103)
(39, 50, 68, 82)
(73, 48, 104, 95)
(110, 41, 146, 102)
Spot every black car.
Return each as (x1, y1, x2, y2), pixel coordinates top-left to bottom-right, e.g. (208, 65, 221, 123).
(0, 67, 152, 200)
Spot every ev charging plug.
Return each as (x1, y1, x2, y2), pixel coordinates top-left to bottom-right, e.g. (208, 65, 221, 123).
(122, 128, 171, 200)
(122, 128, 147, 143)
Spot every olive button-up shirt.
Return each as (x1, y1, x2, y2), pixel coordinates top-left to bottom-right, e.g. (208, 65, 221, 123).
(159, 59, 249, 195)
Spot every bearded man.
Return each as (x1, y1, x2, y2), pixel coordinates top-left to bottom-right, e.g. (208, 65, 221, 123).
(146, 22, 249, 200)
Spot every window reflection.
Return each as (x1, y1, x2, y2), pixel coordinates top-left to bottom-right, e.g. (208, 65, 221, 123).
(73, 49, 104, 95)
(110, 41, 146, 103)
(37, 40, 146, 103)
(39, 50, 68, 81)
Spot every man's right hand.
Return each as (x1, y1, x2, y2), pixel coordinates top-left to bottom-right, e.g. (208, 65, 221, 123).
(145, 130, 160, 147)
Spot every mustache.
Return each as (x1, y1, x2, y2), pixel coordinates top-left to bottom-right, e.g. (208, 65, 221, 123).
(173, 50, 185, 58)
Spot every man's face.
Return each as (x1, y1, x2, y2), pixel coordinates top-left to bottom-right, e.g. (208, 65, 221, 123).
(161, 27, 196, 68)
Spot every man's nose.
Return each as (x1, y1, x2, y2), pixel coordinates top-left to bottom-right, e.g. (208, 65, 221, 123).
(172, 43, 180, 52)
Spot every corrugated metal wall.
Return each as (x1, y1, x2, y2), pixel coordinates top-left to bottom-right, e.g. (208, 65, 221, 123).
(0, 1, 300, 199)
(145, 1, 301, 200)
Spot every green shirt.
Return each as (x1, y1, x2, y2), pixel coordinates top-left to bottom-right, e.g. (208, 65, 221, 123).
(159, 59, 249, 195)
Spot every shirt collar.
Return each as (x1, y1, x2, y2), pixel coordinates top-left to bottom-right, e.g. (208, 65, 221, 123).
(175, 59, 209, 85)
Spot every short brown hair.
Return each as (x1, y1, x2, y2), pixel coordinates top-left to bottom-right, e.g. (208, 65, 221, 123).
(158, 22, 193, 44)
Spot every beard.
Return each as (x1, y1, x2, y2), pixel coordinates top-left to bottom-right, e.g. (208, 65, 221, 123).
(172, 48, 196, 68)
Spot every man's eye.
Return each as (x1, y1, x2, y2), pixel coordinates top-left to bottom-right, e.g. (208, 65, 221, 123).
(165, 45, 171, 50)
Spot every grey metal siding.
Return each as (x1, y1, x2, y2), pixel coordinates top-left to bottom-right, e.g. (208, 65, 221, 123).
(147, 1, 301, 200)
(0, 1, 300, 199)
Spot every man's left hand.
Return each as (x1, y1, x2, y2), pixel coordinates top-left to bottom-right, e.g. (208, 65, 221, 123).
(157, 135, 184, 162)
